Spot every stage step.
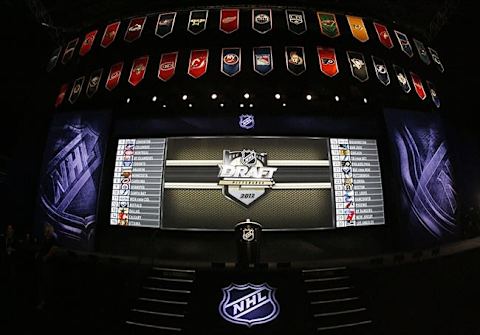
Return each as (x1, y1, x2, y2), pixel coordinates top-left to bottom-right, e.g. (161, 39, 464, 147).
(303, 267, 374, 334)
(125, 267, 195, 334)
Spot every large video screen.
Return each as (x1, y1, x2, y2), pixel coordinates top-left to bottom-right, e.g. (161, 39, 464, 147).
(110, 137, 385, 230)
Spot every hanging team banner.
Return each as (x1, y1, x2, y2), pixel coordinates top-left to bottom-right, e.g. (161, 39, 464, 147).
(158, 52, 178, 81)
(188, 10, 208, 35)
(373, 22, 393, 49)
(188, 49, 209, 78)
(68, 76, 85, 104)
(426, 81, 441, 108)
(54, 84, 68, 108)
(347, 51, 368, 82)
(101, 21, 120, 48)
(79, 30, 98, 56)
(124, 17, 146, 43)
(346, 15, 369, 42)
(253, 46, 273, 75)
(394, 30, 414, 57)
(221, 48, 241, 77)
(105, 62, 123, 91)
(393, 64, 411, 93)
(428, 47, 444, 73)
(46, 47, 61, 72)
(413, 39, 430, 65)
(371, 56, 390, 86)
(410, 72, 426, 100)
(128, 56, 149, 86)
(317, 12, 340, 38)
(220, 9, 240, 33)
(62, 38, 79, 64)
(317, 47, 338, 77)
(86, 68, 103, 98)
(156, 12, 176, 38)
(252, 9, 272, 34)
(285, 9, 306, 35)
(285, 46, 306, 75)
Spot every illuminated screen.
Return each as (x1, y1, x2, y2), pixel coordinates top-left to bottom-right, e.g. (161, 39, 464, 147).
(110, 137, 385, 230)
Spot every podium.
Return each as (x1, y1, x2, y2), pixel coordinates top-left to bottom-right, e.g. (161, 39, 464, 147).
(234, 219, 262, 266)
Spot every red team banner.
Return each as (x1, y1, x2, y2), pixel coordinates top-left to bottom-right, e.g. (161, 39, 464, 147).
(373, 22, 394, 49)
(101, 21, 120, 48)
(220, 9, 240, 33)
(188, 49, 209, 78)
(317, 47, 339, 77)
(410, 72, 426, 100)
(124, 17, 146, 42)
(106, 62, 123, 91)
(128, 56, 149, 86)
(79, 30, 98, 56)
(54, 84, 68, 108)
(158, 52, 178, 81)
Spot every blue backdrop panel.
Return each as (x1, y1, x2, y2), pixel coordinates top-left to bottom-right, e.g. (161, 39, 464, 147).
(384, 109, 460, 246)
(37, 111, 110, 250)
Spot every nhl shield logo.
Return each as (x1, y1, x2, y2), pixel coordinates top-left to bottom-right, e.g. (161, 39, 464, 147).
(219, 283, 280, 327)
(242, 227, 255, 241)
(241, 149, 257, 167)
(239, 114, 255, 129)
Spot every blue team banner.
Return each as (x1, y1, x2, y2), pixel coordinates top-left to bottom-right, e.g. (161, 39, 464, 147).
(394, 30, 414, 58)
(221, 47, 241, 77)
(36, 111, 111, 251)
(253, 46, 273, 75)
(385, 109, 459, 246)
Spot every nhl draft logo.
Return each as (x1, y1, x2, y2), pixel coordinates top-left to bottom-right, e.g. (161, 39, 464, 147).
(218, 149, 278, 206)
(239, 114, 255, 129)
(219, 283, 280, 327)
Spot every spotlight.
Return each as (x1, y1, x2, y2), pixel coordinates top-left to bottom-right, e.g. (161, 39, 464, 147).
(126, 98, 131, 103)
(275, 93, 281, 100)
(220, 103, 224, 107)
(162, 104, 167, 108)
(211, 93, 218, 100)
(306, 94, 312, 101)
(282, 103, 287, 107)
(244, 93, 250, 99)
(363, 97, 368, 104)
(249, 104, 253, 108)
(182, 94, 188, 101)
(152, 96, 157, 102)
(240, 103, 244, 108)
(335, 96, 340, 102)
(188, 103, 193, 108)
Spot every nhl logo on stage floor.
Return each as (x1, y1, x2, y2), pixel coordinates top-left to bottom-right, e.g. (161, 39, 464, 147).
(239, 114, 255, 129)
(219, 283, 280, 327)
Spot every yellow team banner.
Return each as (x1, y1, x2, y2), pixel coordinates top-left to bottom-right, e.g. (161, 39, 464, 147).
(346, 15, 369, 42)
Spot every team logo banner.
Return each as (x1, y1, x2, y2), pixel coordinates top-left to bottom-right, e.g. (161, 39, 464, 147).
(219, 283, 280, 327)
(347, 51, 368, 82)
(395, 30, 413, 57)
(413, 39, 430, 65)
(188, 10, 208, 35)
(101, 21, 120, 48)
(285, 46, 306, 75)
(317, 47, 339, 77)
(106, 62, 123, 91)
(188, 49, 209, 78)
(54, 84, 68, 108)
(220, 9, 239, 33)
(373, 22, 393, 49)
(86, 68, 103, 98)
(158, 52, 178, 81)
(128, 56, 149, 86)
(68, 76, 85, 104)
(410, 72, 426, 100)
(62, 38, 79, 64)
(46, 47, 61, 72)
(221, 48, 241, 77)
(317, 12, 340, 38)
(285, 9, 306, 35)
(253, 46, 273, 75)
(79, 30, 97, 56)
(426, 81, 441, 108)
(393, 64, 411, 93)
(346, 15, 369, 42)
(156, 12, 176, 38)
(372, 56, 390, 86)
(252, 9, 272, 34)
(124, 17, 146, 43)
(428, 47, 445, 73)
